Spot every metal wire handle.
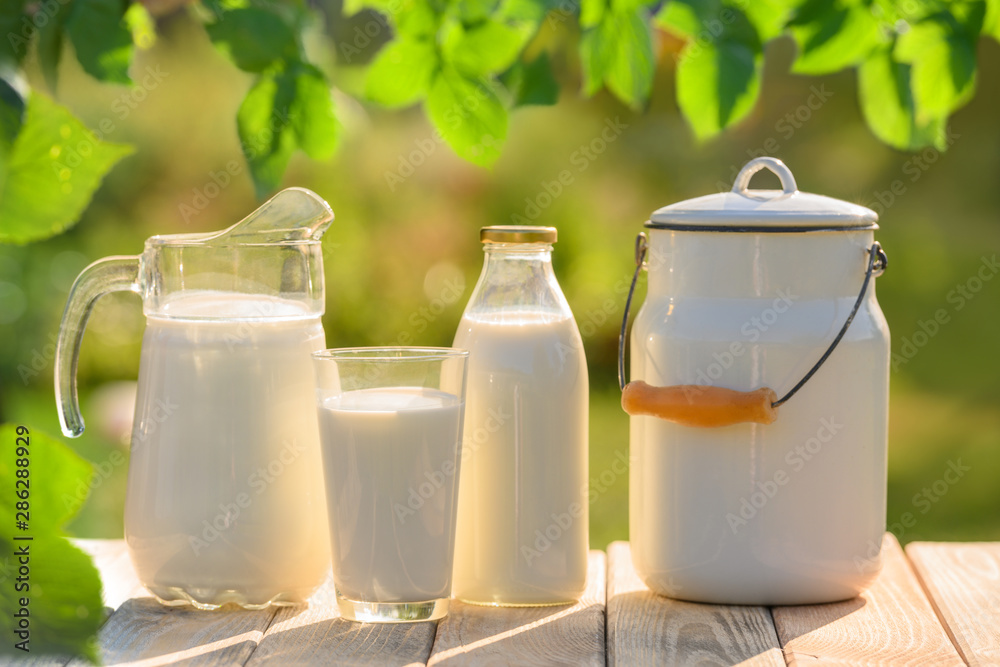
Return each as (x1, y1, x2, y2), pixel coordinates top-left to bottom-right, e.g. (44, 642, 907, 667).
(617, 236, 888, 410)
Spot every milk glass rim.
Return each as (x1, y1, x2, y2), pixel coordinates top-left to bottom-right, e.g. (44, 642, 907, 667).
(312, 346, 469, 362)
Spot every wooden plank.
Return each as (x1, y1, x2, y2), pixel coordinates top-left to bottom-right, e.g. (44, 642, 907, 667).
(606, 541, 783, 666)
(69, 598, 277, 666)
(245, 579, 437, 666)
(772, 533, 963, 666)
(906, 541, 1000, 666)
(427, 550, 607, 666)
(73, 538, 146, 610)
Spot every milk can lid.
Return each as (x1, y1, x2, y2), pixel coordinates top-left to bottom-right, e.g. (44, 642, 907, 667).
(648, 157, 878, 231)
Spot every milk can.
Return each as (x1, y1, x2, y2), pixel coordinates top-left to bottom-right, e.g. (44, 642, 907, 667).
(620, 158, 890, 605)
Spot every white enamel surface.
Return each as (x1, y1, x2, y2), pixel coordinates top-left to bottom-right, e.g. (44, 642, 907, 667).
(649, 157, 878, 228)
(629, 229, 890, 605)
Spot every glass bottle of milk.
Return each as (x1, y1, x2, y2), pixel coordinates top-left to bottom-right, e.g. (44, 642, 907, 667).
(452, 225, 589, 606)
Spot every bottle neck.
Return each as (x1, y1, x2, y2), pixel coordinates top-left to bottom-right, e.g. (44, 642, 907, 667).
(485, 242, 553, 261)
(463, 243, 571, 320)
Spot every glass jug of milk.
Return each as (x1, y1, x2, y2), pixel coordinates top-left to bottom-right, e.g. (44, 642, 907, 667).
(452, 225, 589, 606)
(55, 188, 334, 609)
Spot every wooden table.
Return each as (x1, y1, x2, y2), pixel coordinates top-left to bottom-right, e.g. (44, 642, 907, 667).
(12, 534, 1000, 666)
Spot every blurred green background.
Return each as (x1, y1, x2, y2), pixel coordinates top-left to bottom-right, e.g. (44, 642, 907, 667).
(1, 13, 998, 548)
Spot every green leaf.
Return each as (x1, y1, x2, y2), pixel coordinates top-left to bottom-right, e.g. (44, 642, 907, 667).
(0, 534, 102, 662)
(789, 0, 884, 74)
(125, 2, 157, 49)
(744, 0, 798, 41)
(342, 0, 398, 16)
(206, 6, 299, 73)
(64, 0, 134, 84)
(0, 425, 94, 528)
(425, 67, 507, 167)
(675, 37, 762, 140)
(500, 52, 559, 106)
(345, 0, 438, 37)
(657, 1, 763, 139)
(0, 78, 24, 162)
(452, 0, 498, 22)
(580, 0, 605, 28)
(238, 69, 298, 198)
(580, 7, 655, 109)
(0, 0, 29, 67)
(396, 2, 439, 38)
(365, 38, 439, 107)
(0, 93, 133, 244)
(985, 0, 1000, 40)
(0, 426, 102, 662)
(445, 20, 527, 76)
(858, 45, 945, 150)
(37, 0, 72, 93)
(289, 63, 338, 159)
(895, 6, 981, 119)
(657, 0, 760, 45)
(496, 0, 553, 24)
(655, 0, 703, 38)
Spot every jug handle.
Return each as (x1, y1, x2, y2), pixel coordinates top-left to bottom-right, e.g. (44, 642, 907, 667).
(55, 256, 142, 437)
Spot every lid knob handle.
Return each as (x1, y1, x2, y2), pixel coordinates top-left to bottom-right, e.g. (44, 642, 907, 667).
(732, 157, 797, 196)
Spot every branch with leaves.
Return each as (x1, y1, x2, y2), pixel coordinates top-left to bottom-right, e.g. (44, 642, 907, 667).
(1, 0, 998, 245)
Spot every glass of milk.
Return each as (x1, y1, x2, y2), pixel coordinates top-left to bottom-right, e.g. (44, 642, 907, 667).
(312, 347, 469, 623)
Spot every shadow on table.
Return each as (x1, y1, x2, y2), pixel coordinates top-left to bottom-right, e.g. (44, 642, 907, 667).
(94, 597, 276, 666)
(771, 593, 869, 645)
(246, 612, 438, 666)
(429, 599, 606, 665)
(609, 590, 867, 666)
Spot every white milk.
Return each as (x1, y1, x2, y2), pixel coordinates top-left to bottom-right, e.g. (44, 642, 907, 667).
(318, 387, 463, 603)
(452, 311, 589, 605)
(124, 292, 331, 608)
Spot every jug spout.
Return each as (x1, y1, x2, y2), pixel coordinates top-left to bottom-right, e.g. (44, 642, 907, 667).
(207, 187, 334, 244)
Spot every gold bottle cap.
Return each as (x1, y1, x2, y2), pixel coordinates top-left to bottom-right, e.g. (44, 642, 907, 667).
(480, 226, 557, 244)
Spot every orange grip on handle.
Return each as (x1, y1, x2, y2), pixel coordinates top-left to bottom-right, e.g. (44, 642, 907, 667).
(621, 381, 778, 428)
